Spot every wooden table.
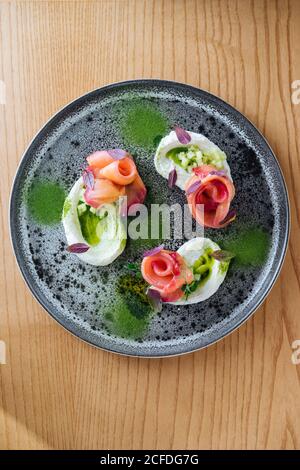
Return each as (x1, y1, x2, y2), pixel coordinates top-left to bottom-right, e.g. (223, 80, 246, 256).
(1, 0, 300, 450)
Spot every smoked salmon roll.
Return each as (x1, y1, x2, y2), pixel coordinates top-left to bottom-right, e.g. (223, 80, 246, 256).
(141, 249, 193, 302)
(185, 165, 235, 228)
(84, 178, 125, 208)
(141, 238, 231, 305)
(83, 149, 146, 210)
(126, 173, 147, 210)
(98, 157, 137, 185)
(87, 150, 114, 170)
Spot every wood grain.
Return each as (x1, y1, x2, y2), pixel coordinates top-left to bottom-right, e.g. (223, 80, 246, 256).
(0, 0, 300, 450)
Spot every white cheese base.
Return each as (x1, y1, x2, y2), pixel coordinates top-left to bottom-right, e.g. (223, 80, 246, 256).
(154, 130, 232, 190)
(169, 237, 228, 305)
(62, 178, 126, 266)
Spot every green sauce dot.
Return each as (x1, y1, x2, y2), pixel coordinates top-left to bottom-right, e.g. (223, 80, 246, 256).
(27, 181, 65, 225)
(120, 100, 168, 149)
(104, 296, 151, 339)
(223, 227, 270, 267)
(103, 274, 154, 340)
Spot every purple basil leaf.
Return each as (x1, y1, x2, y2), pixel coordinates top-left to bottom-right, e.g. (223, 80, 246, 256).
(82, 168, 95, 190)
(186, 179, 202, 195)
(146, 288, 162, 313)
(211, 250, 235, 262)
(147, 288, 161, 300)
(67, 243, 90, 254)
(143, 244, 164, 258)
(107, 148, 128, 160)
(168, 168, 177, 188)
(219, 209, 237, 226)
(174, 126, 191, 144)
(209, 170, 227, 177)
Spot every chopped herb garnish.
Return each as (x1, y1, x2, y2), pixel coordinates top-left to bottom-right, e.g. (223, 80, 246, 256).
(182, 248, 214, 299)
(126, 261, 142, 278)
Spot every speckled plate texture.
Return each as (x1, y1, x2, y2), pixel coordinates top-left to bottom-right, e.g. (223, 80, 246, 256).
(10, 80, 290, 357)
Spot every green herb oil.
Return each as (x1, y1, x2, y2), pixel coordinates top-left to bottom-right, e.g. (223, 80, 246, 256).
(223, 227, 270, 267)
(27, 181, 65, 225)
(104, 274, 154, 340)
(120, 100, 169, 149)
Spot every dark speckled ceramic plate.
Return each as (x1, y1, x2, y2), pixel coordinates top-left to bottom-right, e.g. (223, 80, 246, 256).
(10, 80, 290, 357)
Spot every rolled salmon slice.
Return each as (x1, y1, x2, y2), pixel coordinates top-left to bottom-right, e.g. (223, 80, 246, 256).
(161, 287, 187, 303)
(84, 150, 146, 210)
(141, 252, 175, 289)
(141, 250, 193, 301)
(126, 173, 147, 210)
(84, 178, 125, 208)
(185, 166, 235, 228)
(87, 151, 114, 170)
(98, 157, 137, 185)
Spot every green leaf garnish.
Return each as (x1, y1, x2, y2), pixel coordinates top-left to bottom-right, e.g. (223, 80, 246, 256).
(182, 278, 202, 299)
(126, 262, 142, 278)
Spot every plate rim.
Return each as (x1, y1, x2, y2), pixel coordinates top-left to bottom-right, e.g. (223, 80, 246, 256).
(9, 79, 290, 358)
